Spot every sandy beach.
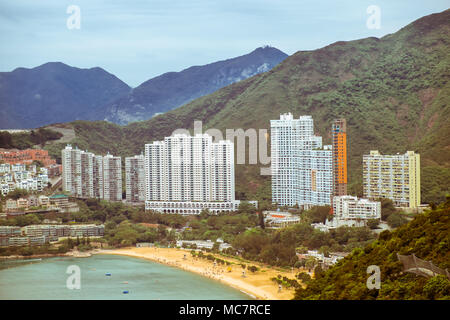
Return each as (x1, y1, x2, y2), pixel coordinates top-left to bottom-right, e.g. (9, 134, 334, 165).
(97, 247, 301, 300)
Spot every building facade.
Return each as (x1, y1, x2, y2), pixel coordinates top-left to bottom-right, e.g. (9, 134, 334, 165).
(93, 155, 104, 199)
(62, 145, 82, 197)
(144, 134, 238, 214)
(332, 195, 381, 221)
(125, 154, 145, 203)
(363, 150, 420, 208)
(103, 153, 122, 201)
(0, 149, 56, 166)
(262, 211, 301, 229)
(332, 119, 347, 196)
(80, 151, 95, 198)
(271, 113, 333, 208)
(62, 145, 120, 201)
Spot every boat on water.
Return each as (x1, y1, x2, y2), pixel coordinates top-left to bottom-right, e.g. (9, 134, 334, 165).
(123, 290, 129, 294)
(105, 273, 111, 276)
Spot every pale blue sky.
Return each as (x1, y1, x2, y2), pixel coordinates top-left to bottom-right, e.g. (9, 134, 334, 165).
(0, 0, 448, 87)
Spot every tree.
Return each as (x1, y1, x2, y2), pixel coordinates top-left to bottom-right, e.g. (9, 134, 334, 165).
(67, 238, 74, 249)
(0, 131, 13, 148)
(423, 275, 450, 299)
(114, 225, 139, 246)
(6, 188, 29, 200)
(387, 212, 408, 228)
(248, 265, 258, 273)
(318, 245, 330, 257)
(305, 257, 316, 271)
(305, 206, 331, 223)
(238, 202, 257, 214)
(296, 245, 308, 254)
(367, 219, 380, 229)
(31, 160, 44, 168)
(157, 224, 166, 239)
(199, 209, 210, 219)
(14, 214, 40, 227)
(296, 272, 311, 283)
(314, 265, 325, 279)
(380, 198, 397, 221)
(212, 241, 220, 252)
(258, 212, 265, 229)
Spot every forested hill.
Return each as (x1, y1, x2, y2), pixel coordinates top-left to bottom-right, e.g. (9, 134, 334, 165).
(40, 9, 450, 205)
(294, 198, 450, 300)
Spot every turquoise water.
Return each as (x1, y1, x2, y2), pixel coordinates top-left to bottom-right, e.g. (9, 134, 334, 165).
(0, 254, 250, 300)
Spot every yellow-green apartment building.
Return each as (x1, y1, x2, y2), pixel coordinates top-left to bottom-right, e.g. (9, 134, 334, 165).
(363, 150, 420, 208)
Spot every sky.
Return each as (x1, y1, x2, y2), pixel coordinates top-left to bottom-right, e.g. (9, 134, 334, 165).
(0, 0, 448, 87)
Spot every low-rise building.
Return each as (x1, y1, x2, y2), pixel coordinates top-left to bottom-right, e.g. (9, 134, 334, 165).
(263, 211, 301, 229)
(17, 198, 29, 209)
(69, 224, 104, 237)
(333, 195, 380, 220)
(22, 224, 104, 238)
(46, 164, 62, 178)
(0, 149, 56, 167)
(59, 202, 79, 213)
(0, 226, 22, 237)
(136, 242, 154, 248)
(297, 250, 348, 267)
(0, 161, 50, 195)
(328, 195, 381, 228)
(0, 237, 8, 246)
(0, 163, 11, 173)
(146, 200, 258, 215)
(22, 225, 70, 238)
(28, 195, 39, 207)
(49, 194, 69, 208)
(11, 164, 26, 172)
(38, 195, 50, 206)
(176, 239, 232, 251)
(5, 199, 18, 212)
(0, 183, 9, 196)
(6, 236, 29, 246)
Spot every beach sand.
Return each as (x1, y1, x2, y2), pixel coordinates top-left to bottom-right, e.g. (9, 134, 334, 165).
(98, 247, 299, 300)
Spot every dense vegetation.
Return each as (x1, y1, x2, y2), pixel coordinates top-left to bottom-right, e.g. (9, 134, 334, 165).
(294, 197, 450, 300)
(1, 199, 380, 267)
(229, 223, 375, 267)
(42, 10, 450, 205)
(0, 128, 62, 149)
(0, 243, 70, 257)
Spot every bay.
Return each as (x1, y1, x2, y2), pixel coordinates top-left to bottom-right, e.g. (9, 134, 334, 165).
(0, 254, 250, 300)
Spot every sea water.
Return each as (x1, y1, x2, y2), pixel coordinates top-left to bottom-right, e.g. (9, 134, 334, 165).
(0, 254, 250, 300)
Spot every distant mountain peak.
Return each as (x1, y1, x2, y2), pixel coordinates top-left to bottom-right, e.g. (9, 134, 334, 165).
(102, 47, 288, 125)
(0, 62, 130, 129)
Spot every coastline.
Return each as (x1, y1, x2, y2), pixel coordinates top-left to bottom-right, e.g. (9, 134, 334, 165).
(96, 247, 297, 300)
(0, 249, 97, 260)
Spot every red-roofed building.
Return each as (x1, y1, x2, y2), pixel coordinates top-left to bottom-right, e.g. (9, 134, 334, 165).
(0, 149, 56, 167)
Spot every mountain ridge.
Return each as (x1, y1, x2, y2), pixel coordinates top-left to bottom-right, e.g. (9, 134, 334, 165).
(35, 9, 450, 205)
(0, 46, 288, 128)
(0, 62, 131, 129)
(101, 46, 288, 124)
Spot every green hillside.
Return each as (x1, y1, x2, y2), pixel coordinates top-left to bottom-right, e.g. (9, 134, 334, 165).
(293, 197, 450, 300)
(44, 9, 450, 204)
